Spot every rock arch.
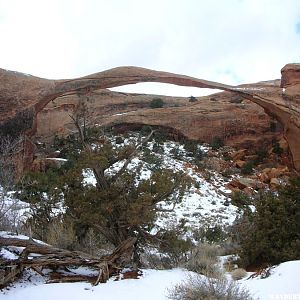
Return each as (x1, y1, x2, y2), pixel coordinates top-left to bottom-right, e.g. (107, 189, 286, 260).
(0, 64, 299, 169)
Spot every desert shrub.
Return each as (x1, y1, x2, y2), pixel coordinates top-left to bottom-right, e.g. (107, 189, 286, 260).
(253, 148, 268, 164)
(211, 137, 224, 150)
(241, 161, 254, 175)
(170, 146, 183, 159)
(168, 274, 253, 300)
(189, 96, 198, 102)
(184, 140, 198, 156)
(193, 226, 228, 244)
(186, 243, 221, 277)
(231, 191, 251, 209)
(77, 228, 114, 256)
(159, 229, 193, 267)
(115, 136, 124, 144)
(143, 153, 163, 171)
(46, 216, 77, 250)
(272, 141, 283, 155)
(153, 130, 167, 144)
(152, 142, 164, 154)
(236, 178, 300, 267)
(150, 98, 164, 108)
(141, 251, 174, 270)
(231, 268, 247, 281)
(140, 125, 153, 136)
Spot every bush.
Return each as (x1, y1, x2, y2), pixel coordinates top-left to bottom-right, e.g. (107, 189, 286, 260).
(211, 137, 224, 151)
(152, 142, 164, 154)
(193, 226, 227, 244)
(159, 229, 193, 267)
(241, 161, 254, 175)
(170, 146, 183, 159)
(140, 125, 153, 136)
(184, 140, 198, 156)
(231, 268, 248, 281)
(254, 148, 267, 164)
(150, 98, 164, 108)
(237, 178, 300, 267)
(153, 130, 167, 144)
(231, 191, 251, 209)
(46, 216, 77, 250)
(168, 274, 253, 300)
(115, 136, 124, 144)
(189, 96, 198, 102)
(186, 243, 221, 277)
(272, 141, 283, 155)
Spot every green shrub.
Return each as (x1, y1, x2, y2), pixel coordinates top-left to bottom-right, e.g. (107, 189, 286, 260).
(272, 141, 283, 155)
(237, 178, 300, 267)
(115, 136, 124, 144)
(211, 137, 224, 150)
(140, 125, 153, 136)
(159, 230, 193, 267)
(189, 96, 198, 102)
(193, 226, 227, 244)
(241, 161, 254, 175)
(152, 142, 164, 154)
(150, 98, 164, 108)
(231, 191, 251, 209)
(254, 148, 267, 164)
(184, 140, 198, 156)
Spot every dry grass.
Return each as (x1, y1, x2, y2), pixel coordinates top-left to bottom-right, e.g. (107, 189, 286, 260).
(231, 268, 248, 281)
(46, 217, 77, 250)
(186, 243, 221, 277)
(167, 274, 253, 300)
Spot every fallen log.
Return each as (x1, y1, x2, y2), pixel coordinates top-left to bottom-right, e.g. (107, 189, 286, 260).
(0, 236, 137, 286)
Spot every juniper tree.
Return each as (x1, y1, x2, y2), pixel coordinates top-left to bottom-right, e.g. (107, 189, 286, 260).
(19, 121, 191, 252)
(235, 178, 300, 267)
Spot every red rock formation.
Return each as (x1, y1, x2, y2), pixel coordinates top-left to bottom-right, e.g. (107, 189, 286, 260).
(0, 65, 299, 170)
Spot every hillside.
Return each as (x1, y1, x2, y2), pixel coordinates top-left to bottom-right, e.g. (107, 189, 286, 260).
(1, 128, 299, 299)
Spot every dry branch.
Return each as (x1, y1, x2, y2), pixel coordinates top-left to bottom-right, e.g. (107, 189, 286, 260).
(0, 236, 137, 287)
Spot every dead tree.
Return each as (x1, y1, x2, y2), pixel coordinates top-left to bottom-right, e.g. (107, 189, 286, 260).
(0, 235, 137, 287)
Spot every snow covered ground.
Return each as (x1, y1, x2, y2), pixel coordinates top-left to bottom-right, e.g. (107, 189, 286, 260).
(1, 261, 300, 300)
(242, 260, 300, 300)
(84, 135, 238, 233)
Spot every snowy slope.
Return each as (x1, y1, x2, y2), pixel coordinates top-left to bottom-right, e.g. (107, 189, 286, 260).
(1, 261, 300, 300)
(242, 260, 300, 299)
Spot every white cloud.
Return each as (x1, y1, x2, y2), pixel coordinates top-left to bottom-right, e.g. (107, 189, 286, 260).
(0, 0, 299, 96)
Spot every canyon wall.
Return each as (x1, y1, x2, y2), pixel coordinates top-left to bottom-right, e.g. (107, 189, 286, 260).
(0, 64, 299, 170)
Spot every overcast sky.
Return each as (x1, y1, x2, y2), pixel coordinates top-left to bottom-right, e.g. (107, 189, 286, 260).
(0, 0, 299, 96)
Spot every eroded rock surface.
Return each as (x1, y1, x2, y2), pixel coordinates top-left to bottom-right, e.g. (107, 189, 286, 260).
(0, 65, 300, 170)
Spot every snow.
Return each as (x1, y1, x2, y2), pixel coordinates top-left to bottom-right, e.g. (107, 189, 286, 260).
(82, 169, 97, 186)
(0, 248, 18, 260)
(234, 87, 265, 91)
(1, 262, 300, 300)
(0, 268, 188, 300)
(242, 260, 300, 300)
(45, 158, 68, 162)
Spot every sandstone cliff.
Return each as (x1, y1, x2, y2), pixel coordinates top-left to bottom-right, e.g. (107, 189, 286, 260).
(35, 89, 278, 152)
(0, 65, 299, 170)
